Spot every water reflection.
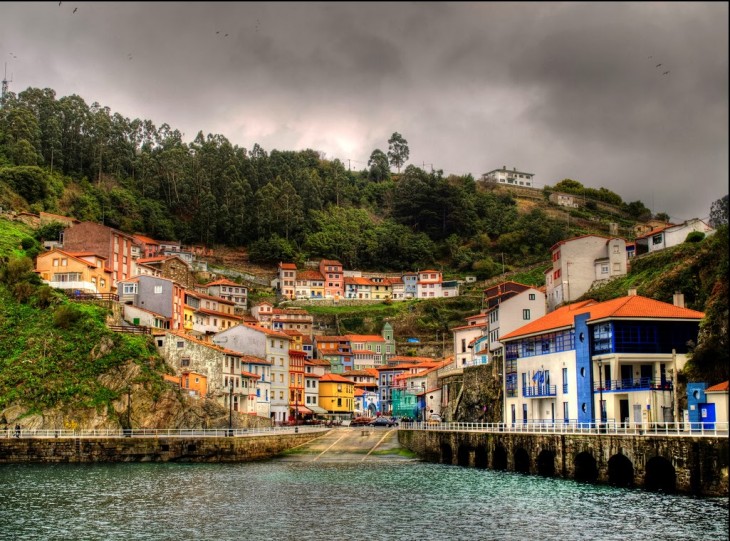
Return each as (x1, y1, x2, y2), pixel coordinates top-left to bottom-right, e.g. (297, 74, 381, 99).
(0, 461, 727, 541)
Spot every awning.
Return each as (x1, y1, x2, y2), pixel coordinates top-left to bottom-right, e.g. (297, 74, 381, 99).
(306, 404, 329, 415)
(292, 406, 312, 414)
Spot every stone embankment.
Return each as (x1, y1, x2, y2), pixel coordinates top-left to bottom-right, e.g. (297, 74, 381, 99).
(0, 431, 325, 464)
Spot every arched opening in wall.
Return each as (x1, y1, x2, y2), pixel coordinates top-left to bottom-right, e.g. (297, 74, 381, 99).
(645, 456, 676, 493)
(536, 450, 556, 477)
(608, 453, 634, 488)
(440, 443, 453, 465)
(574, 451, 598, 483)
(514, 447, 530, 474)
(457, 445, 471, 466)
(474, 445, 488, 469)
(492, 445, 508, 471)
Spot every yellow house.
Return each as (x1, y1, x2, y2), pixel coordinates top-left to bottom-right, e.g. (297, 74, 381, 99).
(319, 373, 355, 416)
(183, 304, 196, 333)
(35, 249, 114, 294)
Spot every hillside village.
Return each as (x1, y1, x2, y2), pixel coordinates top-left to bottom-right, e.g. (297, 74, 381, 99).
(3, 201, 725, 431)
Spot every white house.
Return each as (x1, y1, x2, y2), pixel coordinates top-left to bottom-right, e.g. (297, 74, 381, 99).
(451, 312, 488, 368)
(635, 218, 715, 256)
(500, 294, 704, 428)
(483, 282, 547, 365)
(213, 323, 291, 424)
(545, 235, 628, 312)
(482, 166, 535, 188)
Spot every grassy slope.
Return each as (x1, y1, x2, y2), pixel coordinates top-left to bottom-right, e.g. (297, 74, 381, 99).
(0, 217, 166, 423)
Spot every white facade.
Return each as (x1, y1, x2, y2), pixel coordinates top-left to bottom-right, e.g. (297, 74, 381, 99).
(213, 325, 291, 423)
(488, 288, 546, 361)
(546, 236, 627, 312)
(483, 166, 535, 187)
(644, 219, 715, 254)
(452, 313, 488, 367)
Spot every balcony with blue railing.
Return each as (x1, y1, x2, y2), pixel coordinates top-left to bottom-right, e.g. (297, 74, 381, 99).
(522, 384, 557, 398)
(593, 378, 672, 393)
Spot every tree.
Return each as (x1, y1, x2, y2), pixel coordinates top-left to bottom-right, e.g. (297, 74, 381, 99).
(654, 212, 671, 222)
(387, 132, 409, 173)
(709, 195, 728, 228)
(367, 149, 390, 182)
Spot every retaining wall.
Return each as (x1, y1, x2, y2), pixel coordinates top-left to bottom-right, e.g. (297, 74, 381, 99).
(0, 432, 321, 464)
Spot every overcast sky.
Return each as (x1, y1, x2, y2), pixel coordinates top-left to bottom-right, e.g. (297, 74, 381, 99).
(1, 2, 727, 222)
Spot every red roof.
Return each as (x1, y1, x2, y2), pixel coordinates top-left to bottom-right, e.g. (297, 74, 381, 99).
(706, 381, 729, 393)
(320, 373, 352, 383)
(297, 270, 324, 281)
(501, 296, 704, 341)
(203, 278, 242, 288)
(279, 262, 297, 270)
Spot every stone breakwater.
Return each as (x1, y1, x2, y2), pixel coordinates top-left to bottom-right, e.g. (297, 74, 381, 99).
(0, 432, 324, 463)
(398, 429, 729, 497)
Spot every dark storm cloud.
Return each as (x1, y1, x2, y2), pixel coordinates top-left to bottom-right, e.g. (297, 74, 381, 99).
(0, 2, 726, 220)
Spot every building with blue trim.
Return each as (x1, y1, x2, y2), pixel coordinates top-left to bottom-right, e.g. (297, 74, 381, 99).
(500, 293, 703, 427)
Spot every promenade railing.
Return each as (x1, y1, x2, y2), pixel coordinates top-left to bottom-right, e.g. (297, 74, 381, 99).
(398, 420, 729, 438)
(2, 425, 329, 439)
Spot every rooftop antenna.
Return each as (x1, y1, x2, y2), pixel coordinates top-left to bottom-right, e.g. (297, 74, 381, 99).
(1, 63, 12, 101)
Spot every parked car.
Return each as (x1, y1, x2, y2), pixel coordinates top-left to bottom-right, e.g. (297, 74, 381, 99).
(350, 417, 372, 427)
(427, 414, 442, 425)
(370, 417, 397, 427)
(399, 416, 414, 424)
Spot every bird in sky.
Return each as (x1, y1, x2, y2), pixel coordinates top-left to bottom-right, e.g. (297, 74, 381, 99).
(225, 33, 229, 37)
(58, 1, 62, 5)
(216, 31, 220, 34)
(73, 7, 77, 13)
(663, 71, 670, 75)
(655, 63, 662, 68)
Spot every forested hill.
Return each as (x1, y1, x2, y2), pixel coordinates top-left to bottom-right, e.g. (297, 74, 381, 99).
(0, 86, 675, 277)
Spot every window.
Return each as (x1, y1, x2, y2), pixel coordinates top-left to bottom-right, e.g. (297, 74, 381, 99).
(176, 341, 184, 348)
(613, 245, 620, 254)
(154, 285, 162, 294)
(522, 309, 531, 320)
(529, 293, 536, 300)
(181, 358, 190, 367)
(652, 234, 663, 245)
(601, 264, 609, 274)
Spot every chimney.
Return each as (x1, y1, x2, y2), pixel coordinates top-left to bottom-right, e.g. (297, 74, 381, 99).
(513, 167, 517, 172)
(628, 288, 637, 296)
(673, 291, 685, 308)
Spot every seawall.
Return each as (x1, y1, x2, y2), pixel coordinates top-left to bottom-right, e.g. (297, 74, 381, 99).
(398, 429, 729, 497)
(0, 432, 324, 464)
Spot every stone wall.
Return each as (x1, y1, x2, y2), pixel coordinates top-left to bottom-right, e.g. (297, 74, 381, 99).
(398, 429, 729, 497)
(442, 364, 503, 423)
(0, 431, 322, 464)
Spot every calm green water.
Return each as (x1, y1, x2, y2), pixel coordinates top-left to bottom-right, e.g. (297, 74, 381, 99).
(0, 460, 727, 541)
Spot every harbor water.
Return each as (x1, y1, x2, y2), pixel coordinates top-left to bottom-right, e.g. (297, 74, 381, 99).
(0, 460, 727, 541)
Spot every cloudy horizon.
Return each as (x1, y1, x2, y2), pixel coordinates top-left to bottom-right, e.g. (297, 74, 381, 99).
(1, 2, 727, 222)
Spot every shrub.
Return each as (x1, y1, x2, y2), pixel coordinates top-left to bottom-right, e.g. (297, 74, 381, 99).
(53, 304, 83, 329)
(12, 281, 35, 303)
(685, 231, 705, 243)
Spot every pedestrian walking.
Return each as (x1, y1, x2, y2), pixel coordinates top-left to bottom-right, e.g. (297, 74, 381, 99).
(14, 424, 20, 438)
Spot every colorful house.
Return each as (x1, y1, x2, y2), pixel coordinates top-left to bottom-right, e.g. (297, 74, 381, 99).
(500, 293, 704, 428)
(318, 373, 355, 419)
(35, 248, 114, 295)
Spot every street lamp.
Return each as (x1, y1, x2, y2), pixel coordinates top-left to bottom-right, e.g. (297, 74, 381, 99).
(228, 380, 234, 437)
(598, 360, 606, 427)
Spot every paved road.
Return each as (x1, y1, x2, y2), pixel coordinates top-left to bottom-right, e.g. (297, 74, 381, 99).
(279, 427, 417, 462)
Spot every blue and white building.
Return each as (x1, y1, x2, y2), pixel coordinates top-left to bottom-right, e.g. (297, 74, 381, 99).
(500, 293, 703, 427)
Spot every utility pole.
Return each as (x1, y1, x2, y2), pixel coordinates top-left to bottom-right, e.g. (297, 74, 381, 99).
(1, 63, 12, 102)
(672, 348, 678, 425)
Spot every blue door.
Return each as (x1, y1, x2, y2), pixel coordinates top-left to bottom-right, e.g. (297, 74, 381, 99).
(699, 403, 716, 429)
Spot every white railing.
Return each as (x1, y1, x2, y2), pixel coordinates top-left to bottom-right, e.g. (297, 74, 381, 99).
(1, 426, 329, 439)
(398, 420, 729, 438)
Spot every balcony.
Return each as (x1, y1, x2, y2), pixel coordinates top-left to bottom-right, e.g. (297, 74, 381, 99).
(522, 384, 557, 398)
(594, 378, 672, 393)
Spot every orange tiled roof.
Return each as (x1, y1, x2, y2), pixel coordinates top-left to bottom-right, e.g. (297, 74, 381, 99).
(320, 373, 353, 383)
(279, 262, 297, 270)
(133, 234, 160, 245)
(320, 259, 342, 267)
(706, 381, 729, 392)
(297, 270, 325, 281)
(344, 334, 385, 342)
(501, 296, 704, 341)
